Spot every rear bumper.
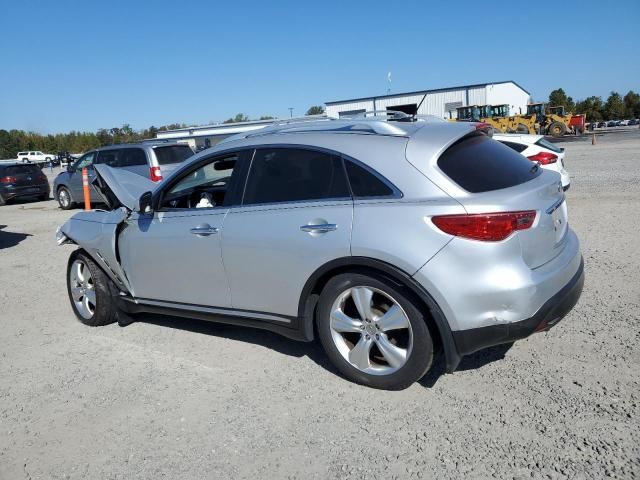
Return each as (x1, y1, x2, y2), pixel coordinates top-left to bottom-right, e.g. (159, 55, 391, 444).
(452, 257, 584, 356)
(0, 184, 49, 200)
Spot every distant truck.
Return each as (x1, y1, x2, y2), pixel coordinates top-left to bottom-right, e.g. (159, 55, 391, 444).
(16, 151, 55, 164)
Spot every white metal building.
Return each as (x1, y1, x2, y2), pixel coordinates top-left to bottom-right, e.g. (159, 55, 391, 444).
(325, 81, 531, 120)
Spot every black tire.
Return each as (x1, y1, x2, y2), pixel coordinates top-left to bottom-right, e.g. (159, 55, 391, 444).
(0, 195, 5, 206)
(57, 186, 74, 210)
(516, 123, 529, 134)
(67, 250, 117, 327)
(492, 127, 502, 134)
(316, 273, 434, 390)
(548, 121, 567, 137)
(22, 158, 29, 164)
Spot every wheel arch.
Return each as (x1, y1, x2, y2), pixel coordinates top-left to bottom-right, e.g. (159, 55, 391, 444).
(298, 256, 462, 372)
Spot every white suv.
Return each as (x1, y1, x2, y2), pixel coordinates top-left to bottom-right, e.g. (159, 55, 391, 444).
(16, 151, 55, 164)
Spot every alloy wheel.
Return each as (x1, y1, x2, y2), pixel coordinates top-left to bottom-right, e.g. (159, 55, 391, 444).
(329, 286, 413, 376)
(58, 189, 70, 208)
(69, 260, 96, 319)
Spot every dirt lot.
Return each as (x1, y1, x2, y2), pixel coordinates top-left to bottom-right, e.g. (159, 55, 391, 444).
(1, 132, 639, 480)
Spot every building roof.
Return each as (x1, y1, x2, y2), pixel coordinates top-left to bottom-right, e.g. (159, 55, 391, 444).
(325, 81, 530, 105)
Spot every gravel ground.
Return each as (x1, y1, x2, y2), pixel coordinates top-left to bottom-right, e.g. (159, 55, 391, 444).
(1, 132, 639, 480)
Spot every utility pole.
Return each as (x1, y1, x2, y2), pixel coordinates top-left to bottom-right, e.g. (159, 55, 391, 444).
(288, 107, 294, 118)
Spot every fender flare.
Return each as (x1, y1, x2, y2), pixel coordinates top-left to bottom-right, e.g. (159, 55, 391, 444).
(297, 256, 461, 373)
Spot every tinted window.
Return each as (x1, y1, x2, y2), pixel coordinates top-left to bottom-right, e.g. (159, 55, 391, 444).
(243, 148, 349, 205)
(154, 145, 194, 165)
(345, 161, 394, 197)
(499, 141, 528, 153)
(4, 165, 41, 175)
(96, 150, 120, 167)
(535, 138, 563, 153)
(119, 148, 147, 167)
(437, 133, 542, 193)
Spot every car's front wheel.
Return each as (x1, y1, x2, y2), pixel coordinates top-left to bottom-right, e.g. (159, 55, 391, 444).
(67, 250, 117, 326)
(57, 186, 74, 210)
(317, 273, 433, 390)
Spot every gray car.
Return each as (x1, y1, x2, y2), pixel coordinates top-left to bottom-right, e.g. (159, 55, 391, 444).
(56, 118, 584, 390)
(53, 141, 194, 209)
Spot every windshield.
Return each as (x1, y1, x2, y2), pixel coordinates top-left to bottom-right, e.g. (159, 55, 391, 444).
(153, 145, 194, 165)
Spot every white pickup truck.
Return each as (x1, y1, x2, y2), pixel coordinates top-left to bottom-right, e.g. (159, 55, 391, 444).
(16, 151, 55, 164)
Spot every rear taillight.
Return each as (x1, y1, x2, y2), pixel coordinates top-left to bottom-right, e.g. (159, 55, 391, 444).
(149, 166, 163, 182)
(432, 211, 537, 241)
(0, 176, 17, 184)
(527, 152, 557, 165)
(37, 174, 47, 182)
(474, 122, 494, 136)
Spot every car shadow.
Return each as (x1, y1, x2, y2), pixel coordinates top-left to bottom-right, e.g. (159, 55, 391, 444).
(0, 224, 32, 249)
(419, 342, 514, 388)
(132, 313, 339, 374)
(127, 313, 513, 389)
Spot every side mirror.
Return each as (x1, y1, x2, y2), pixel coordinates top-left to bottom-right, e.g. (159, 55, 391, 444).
(138, 191, 153, 214)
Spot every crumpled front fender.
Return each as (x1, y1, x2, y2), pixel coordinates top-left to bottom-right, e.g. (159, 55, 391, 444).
(57, 208, 132, 294)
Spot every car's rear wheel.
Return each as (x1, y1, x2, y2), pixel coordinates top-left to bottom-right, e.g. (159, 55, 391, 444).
(67, 250, 117, 326)
(57, 186, 74, 210)
(317, 273, 433, 390)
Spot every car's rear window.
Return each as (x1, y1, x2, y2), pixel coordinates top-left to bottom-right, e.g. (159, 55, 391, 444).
(437, 133, 542, 193)
(4, 165, 41, 175)
(153, 145, 194, 165)
(535, 138, 563, 153)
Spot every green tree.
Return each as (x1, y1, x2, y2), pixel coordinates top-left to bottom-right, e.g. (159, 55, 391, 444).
(604, 92, 625, 120)
(623, 90, 640, 118)
(574, 96, 604, 122)
(548, 88, 575, 112)
(306, 105, 325, 115)
(259, 116, 274, 120)
(223, 113, 250, 124)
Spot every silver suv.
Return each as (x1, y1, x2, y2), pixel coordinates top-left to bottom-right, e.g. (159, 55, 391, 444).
(56, 118, 584, 390)
(53, 142, 194, 209)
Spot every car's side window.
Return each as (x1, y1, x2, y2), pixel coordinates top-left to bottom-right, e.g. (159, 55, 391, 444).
(73, 152, 96, 170)
(344, 160, 395, 198)
(161, 153, 239, 210)
(242, 148, 350, 205)
(118, 148, 147, 167)
(96, 150, 121, 167)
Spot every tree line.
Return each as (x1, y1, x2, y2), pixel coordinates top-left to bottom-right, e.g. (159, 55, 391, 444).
(548, 89, 640, 121)
(0, 106, 327, 159)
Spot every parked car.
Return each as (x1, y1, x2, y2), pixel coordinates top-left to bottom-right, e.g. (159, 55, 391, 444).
(597, 122, 607, 128)
(493, 134, 570, 190)
(0, 163, 50, 205)
(53, 142, 194, 210)
(56, 118, 584, 390)
(16, 151, 55, 164)
(627, 119, 638, 126)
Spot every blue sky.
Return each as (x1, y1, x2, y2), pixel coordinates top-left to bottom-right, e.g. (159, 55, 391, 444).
(1, 0, 638, 133)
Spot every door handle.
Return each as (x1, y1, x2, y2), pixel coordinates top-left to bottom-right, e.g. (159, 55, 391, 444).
(300, 223, 337, 234)
(190, 224, 219, 236)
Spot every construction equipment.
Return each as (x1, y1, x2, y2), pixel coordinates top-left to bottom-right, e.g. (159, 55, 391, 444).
(453, 103, 585, 137)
